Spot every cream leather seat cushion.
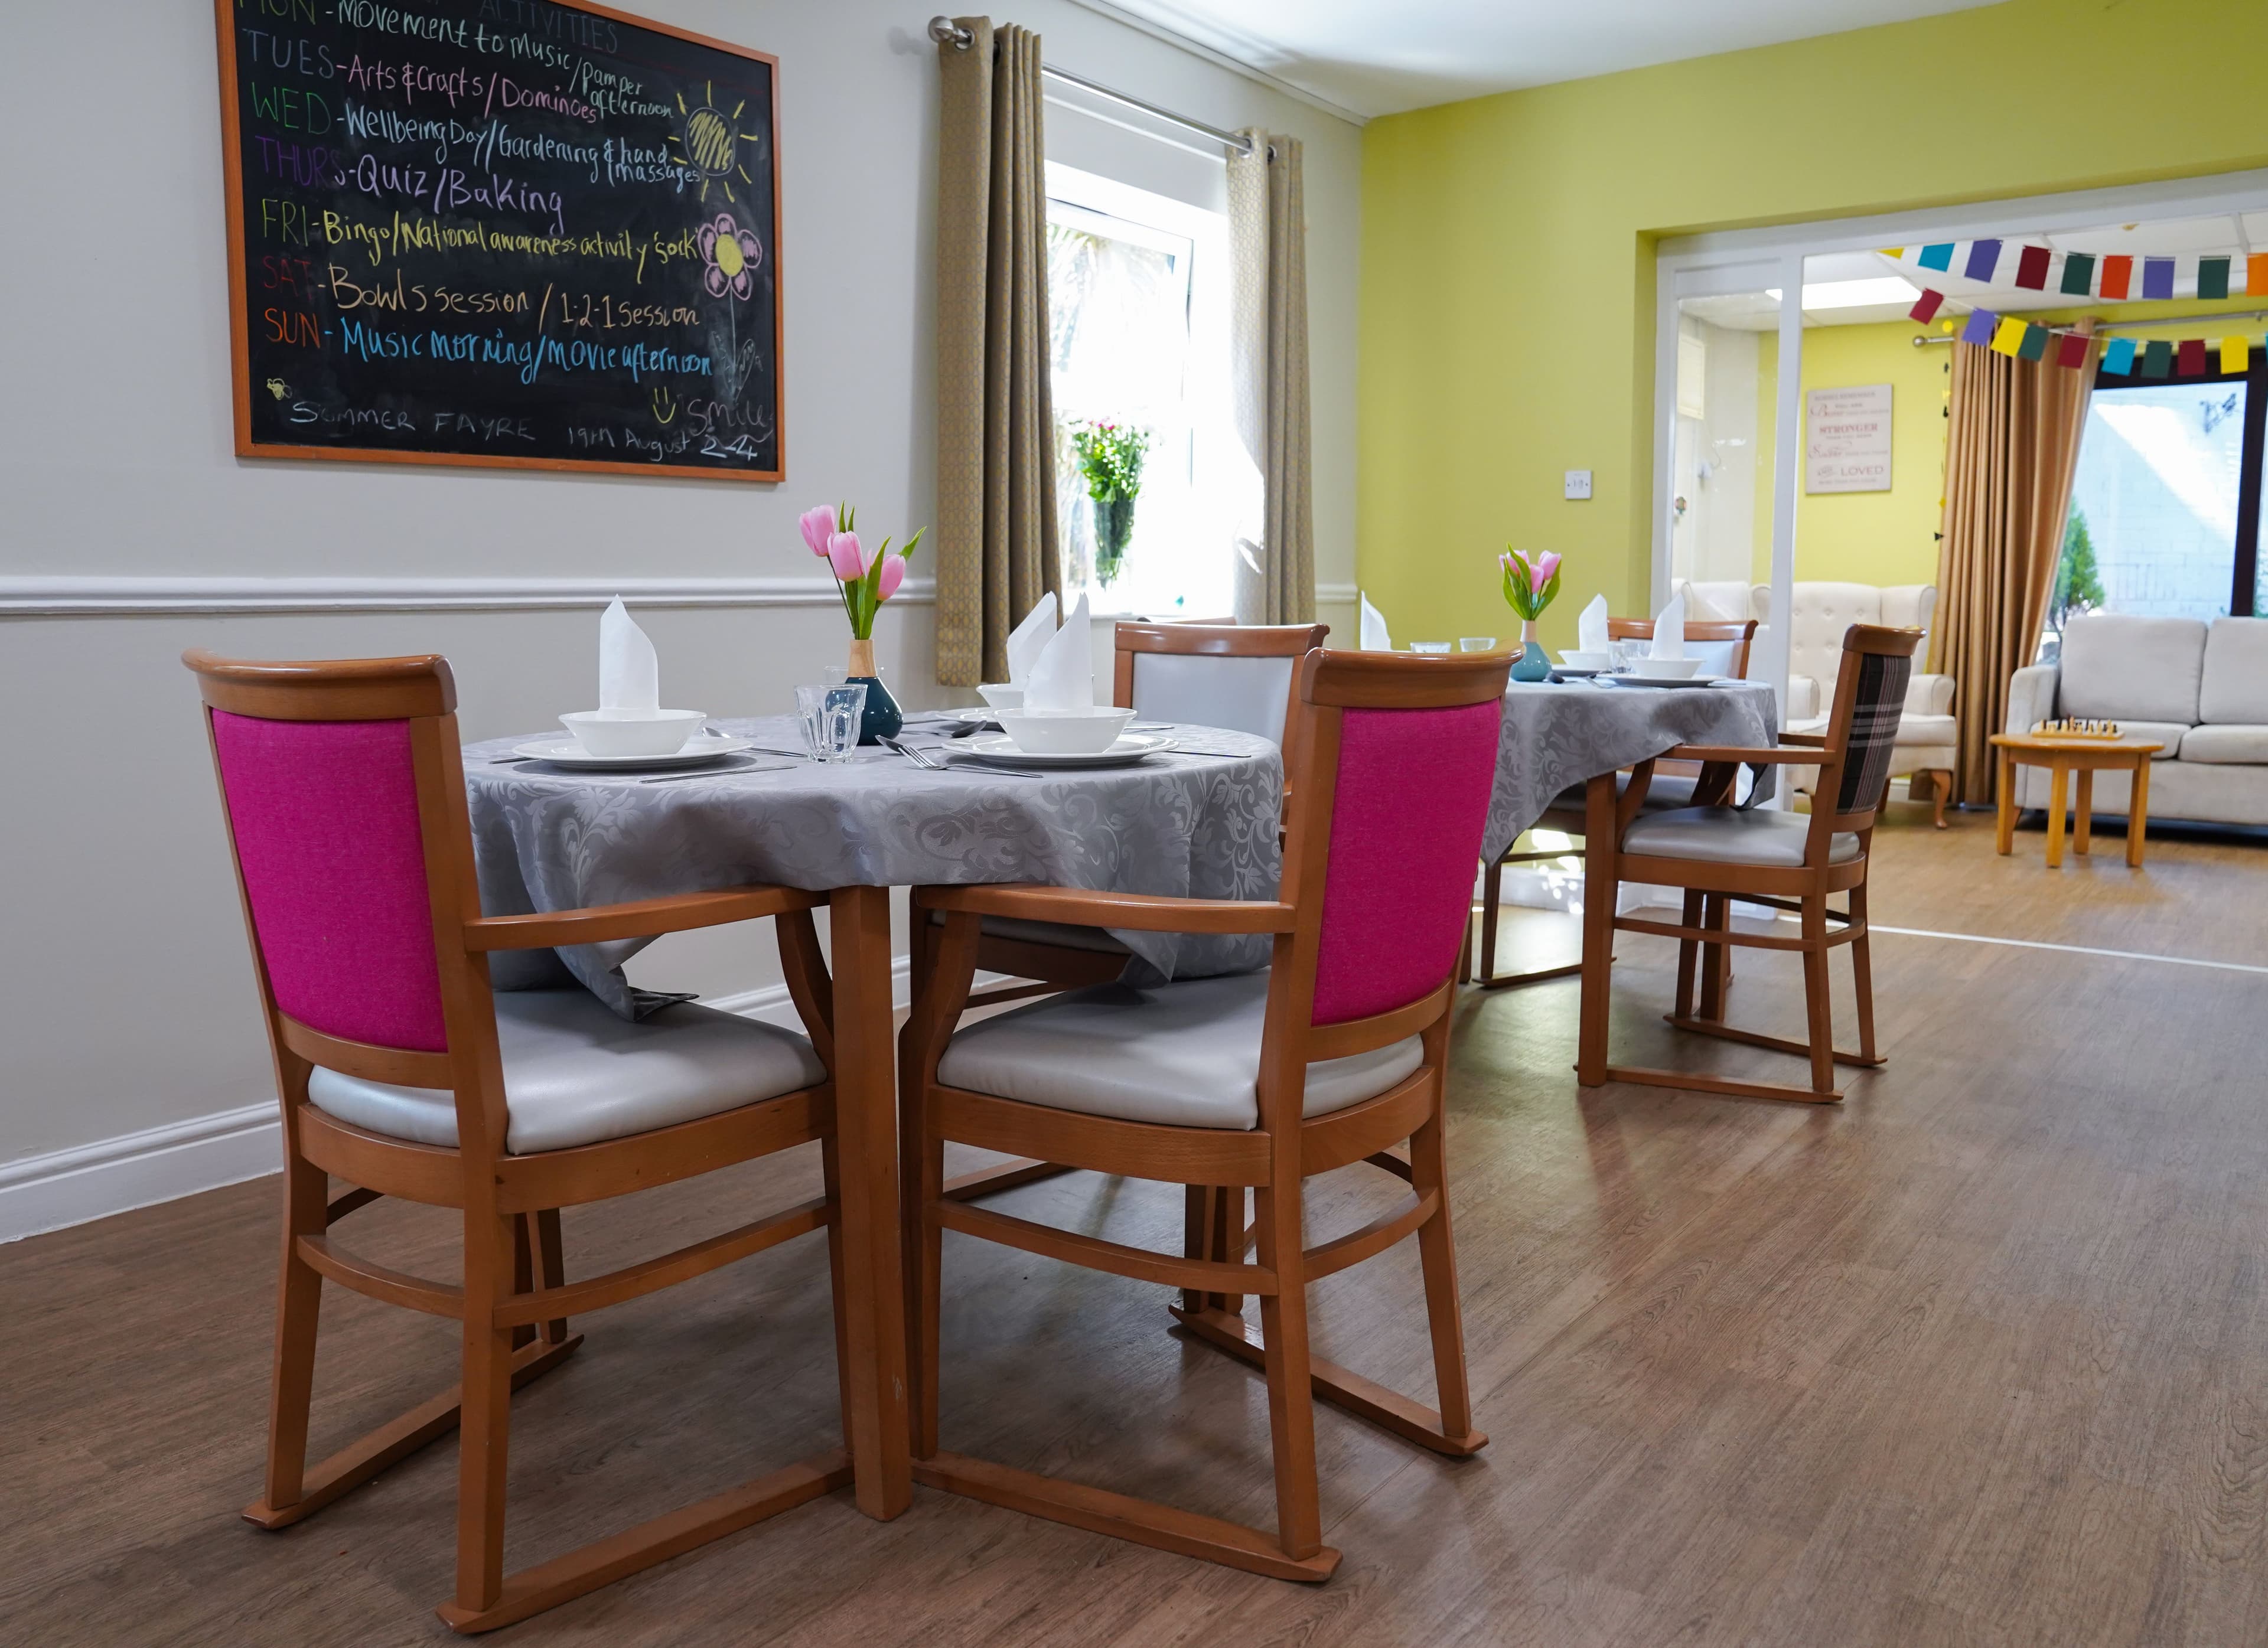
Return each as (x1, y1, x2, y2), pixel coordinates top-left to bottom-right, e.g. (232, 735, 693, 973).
(1621, 806, 1860, 868)
(305, 990, 826, 1155)
(936, 970, 1422, 1131)
(2179, 724, 2268, 764)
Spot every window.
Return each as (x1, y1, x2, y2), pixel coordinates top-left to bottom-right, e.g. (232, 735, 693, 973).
(2058, 353, 2264, 645)
(1045, 163, 1240, 616)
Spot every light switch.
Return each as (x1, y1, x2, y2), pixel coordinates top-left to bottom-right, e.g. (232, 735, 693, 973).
(1564, 469, 1593, 501)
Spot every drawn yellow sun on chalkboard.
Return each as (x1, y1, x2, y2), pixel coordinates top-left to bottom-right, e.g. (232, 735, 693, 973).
(669, 82, 761, 204)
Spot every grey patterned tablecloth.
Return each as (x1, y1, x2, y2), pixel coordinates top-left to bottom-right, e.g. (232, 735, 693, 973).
(1482, 679, 1778, 860)
(462, 715, 1284, 1017)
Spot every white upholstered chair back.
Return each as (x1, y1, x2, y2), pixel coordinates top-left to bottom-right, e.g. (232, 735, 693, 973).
(1751, 582, 1936, 698)
(1127, 652, 1300, 745)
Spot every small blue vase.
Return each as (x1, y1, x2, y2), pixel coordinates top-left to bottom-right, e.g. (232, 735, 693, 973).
(849, 674, 902, 745)
(1511, 630, 1552, 682)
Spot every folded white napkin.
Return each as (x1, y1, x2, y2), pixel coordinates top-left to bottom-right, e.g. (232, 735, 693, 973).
(1576, 594, 1609, 655)
(1359, 591, 1392, 651)
(598, 597, 659, 713)
(1651, 592, 1686, 661)
(1025, 592, 1093, 710)
(1005, 591, 1058, 686)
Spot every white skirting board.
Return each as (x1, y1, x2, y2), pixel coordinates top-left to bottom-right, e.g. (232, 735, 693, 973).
(0, 957, 922, 1246)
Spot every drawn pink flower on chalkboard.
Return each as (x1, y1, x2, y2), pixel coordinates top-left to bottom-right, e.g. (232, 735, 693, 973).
(698, 213, 762, 301)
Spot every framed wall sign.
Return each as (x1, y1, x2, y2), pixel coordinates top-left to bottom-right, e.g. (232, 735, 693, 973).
(1804, 383, 1892, 494)
(214, 0, 783, 481)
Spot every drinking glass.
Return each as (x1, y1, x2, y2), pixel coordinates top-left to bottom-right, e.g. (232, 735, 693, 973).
(1612, 639, 1648, 674)
(1410, 641, 1452, 655)
(796, 683, 867, 762)
(1458, 636, 1498, 652)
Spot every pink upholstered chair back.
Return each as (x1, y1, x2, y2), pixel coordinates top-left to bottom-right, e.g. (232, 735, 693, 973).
(210, 712, 448, 1052)
(1303, 675, 1505, 1027)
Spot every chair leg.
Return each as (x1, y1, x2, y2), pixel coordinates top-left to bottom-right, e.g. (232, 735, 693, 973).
(261, 1153, 328, 1515)
(1696, 895, 1729, 1022)
(1931, 770, 1951, 829)
(1800, 897, 1837, 1097)
(1408, 1084, 1484, 1453)
(1576, 778, 1618, 1085)
(452, 1212, 519, 1620)
(1850, 882, 1879, 1065)
(535, 1209, 569, 1347)
(1457, 911, 1473, 985)
(1213, 1187, 1245, 1315)
(1252, 1180, 1323, 1562)
(913, 1128, 946, 1461)
(821, 1137, 858, 1458)
(1181, 1186, 1214, 1316)
(1673, 889, 1703, 1020)
(510, 1216, 537, 1352)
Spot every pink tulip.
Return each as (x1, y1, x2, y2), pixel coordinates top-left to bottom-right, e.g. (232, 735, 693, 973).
(1531, 551, 1562, 595)
(875, 554, 907, 602)
(826, 531, 868, 581)
(800, 505, 836, 557)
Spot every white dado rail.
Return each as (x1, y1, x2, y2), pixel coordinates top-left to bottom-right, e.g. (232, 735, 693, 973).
(2, 578, 1358, 619)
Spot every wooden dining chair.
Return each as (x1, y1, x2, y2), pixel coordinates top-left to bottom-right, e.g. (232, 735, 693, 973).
(898, 647, 1508, 1580)
(1574, 624, 1921, 1103)
(1474, 616, 1757, 990)
(186, 651, 856, 1634)
(917, 619, 1329, 1208)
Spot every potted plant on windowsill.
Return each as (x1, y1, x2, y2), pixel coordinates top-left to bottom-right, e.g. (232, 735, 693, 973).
(801, 502, 924, 743)
(1070, 420, 1152, 589)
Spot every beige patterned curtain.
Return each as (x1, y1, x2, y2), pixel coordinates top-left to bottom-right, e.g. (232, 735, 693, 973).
(1934, 330, 2097, 805)
(1227, 130, 1315, 626)
(934, 17, 1060, 687)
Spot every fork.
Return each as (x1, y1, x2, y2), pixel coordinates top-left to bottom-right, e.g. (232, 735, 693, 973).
(884, 736, 1043, 778)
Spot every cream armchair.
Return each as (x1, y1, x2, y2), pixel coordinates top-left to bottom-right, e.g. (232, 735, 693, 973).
(1683, 580, 1957, 824)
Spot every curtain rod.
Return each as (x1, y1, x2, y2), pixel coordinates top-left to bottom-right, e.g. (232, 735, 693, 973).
(927, 15, 1258, 156)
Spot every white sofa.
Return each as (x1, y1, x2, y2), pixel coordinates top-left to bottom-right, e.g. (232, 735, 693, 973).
(1683, 579, 1957, 821)
(2005, 613, 2268, 826)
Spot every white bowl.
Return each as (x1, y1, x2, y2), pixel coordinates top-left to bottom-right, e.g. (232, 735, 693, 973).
(1629, 657, 1705, 678)
(995, 706, 1138, 755)
(1559, 649, 1611, 670)
(559, 709, 706, 758)
(976, 683, 1024, 713)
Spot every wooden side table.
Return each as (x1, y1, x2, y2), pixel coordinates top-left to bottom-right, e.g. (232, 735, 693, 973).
(1989, 733, 2163, 867)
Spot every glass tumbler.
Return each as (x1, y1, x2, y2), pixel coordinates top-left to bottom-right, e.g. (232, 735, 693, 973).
(1458, 636, 1499, 652)
(796, 682, 868, 762)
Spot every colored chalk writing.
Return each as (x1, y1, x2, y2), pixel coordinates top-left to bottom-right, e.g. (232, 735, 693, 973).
(219, 0, 781, 479)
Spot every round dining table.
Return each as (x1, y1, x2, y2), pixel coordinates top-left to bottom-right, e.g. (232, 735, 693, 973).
(459, 712, 1285, 1523)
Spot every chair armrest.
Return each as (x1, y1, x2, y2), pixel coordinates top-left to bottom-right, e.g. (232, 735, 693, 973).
(2006, 662, 2058, 734)
(1778, 732, 1829, 748)
(1784, 674, 1821, 722)
(917, 883, 1295, 934)
(463, 886, 824, 951)
(1664, 744, 1836, 765)
(1907, 672, 1955, 717)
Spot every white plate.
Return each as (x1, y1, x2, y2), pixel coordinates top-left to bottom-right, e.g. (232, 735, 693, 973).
(508, 734, 759, 770)
(950, 732, 1177, 769)
(1612, 674, 1722, 689)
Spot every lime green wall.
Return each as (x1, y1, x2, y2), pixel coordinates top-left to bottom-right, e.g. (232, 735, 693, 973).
(1360, 0, 2268, 648)
(1793, 323, 1950, 588)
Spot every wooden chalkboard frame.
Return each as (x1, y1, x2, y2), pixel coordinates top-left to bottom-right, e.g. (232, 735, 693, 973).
(211, 0, 785, 482)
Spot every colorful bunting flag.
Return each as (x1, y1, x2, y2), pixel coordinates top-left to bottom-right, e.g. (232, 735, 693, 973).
(2017, 322, 2049, 361)
(2101, 256, 2133, 300)
(2198, 256, 2232, 300)
(2178, 337, 2208, 376)
(2104, 337, 2139, 374)
(1909, 288, 1946, 322)
(1918, 243, 1956, 272)
(1964, 240, 2002, 282)
(2060, 253, 2096, 296)
(2055, 331, 2091, 369)
(2249, 254, 2268, 297)
(1990, 316, 2028, 356)
(2015, 246, 2052, 290)
(2143, 257, 2176, 300)
(2223, 335, 2249, 374)
(2142, 339, 2174, 377)
(1960, 308, 1999, 347)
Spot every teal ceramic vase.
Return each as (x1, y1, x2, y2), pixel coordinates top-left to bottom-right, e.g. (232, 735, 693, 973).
(1511, 620, 1552, 682)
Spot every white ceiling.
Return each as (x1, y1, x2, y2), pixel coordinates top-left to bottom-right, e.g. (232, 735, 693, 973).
(1083, 0, 2009, 119)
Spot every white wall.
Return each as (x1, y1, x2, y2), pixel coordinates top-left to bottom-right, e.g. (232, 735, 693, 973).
(0, 0, 1360, 1235)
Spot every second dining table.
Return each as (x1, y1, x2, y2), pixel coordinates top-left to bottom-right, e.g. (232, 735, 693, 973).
(460, 713, 1285, 1523)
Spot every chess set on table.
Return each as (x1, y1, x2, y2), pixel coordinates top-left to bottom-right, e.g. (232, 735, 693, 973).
(2028, 719, 2124, 742)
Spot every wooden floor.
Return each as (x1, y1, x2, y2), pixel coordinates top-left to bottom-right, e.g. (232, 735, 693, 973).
(8, 801, 2268, 1646)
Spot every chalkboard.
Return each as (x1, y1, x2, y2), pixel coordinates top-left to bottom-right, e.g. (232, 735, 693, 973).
(215, 0, 783, 481)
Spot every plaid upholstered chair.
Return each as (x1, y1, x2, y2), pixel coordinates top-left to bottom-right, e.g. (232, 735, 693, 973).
(1574, 624, 1921, 1103)
(899, 648, 1507, 1580)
